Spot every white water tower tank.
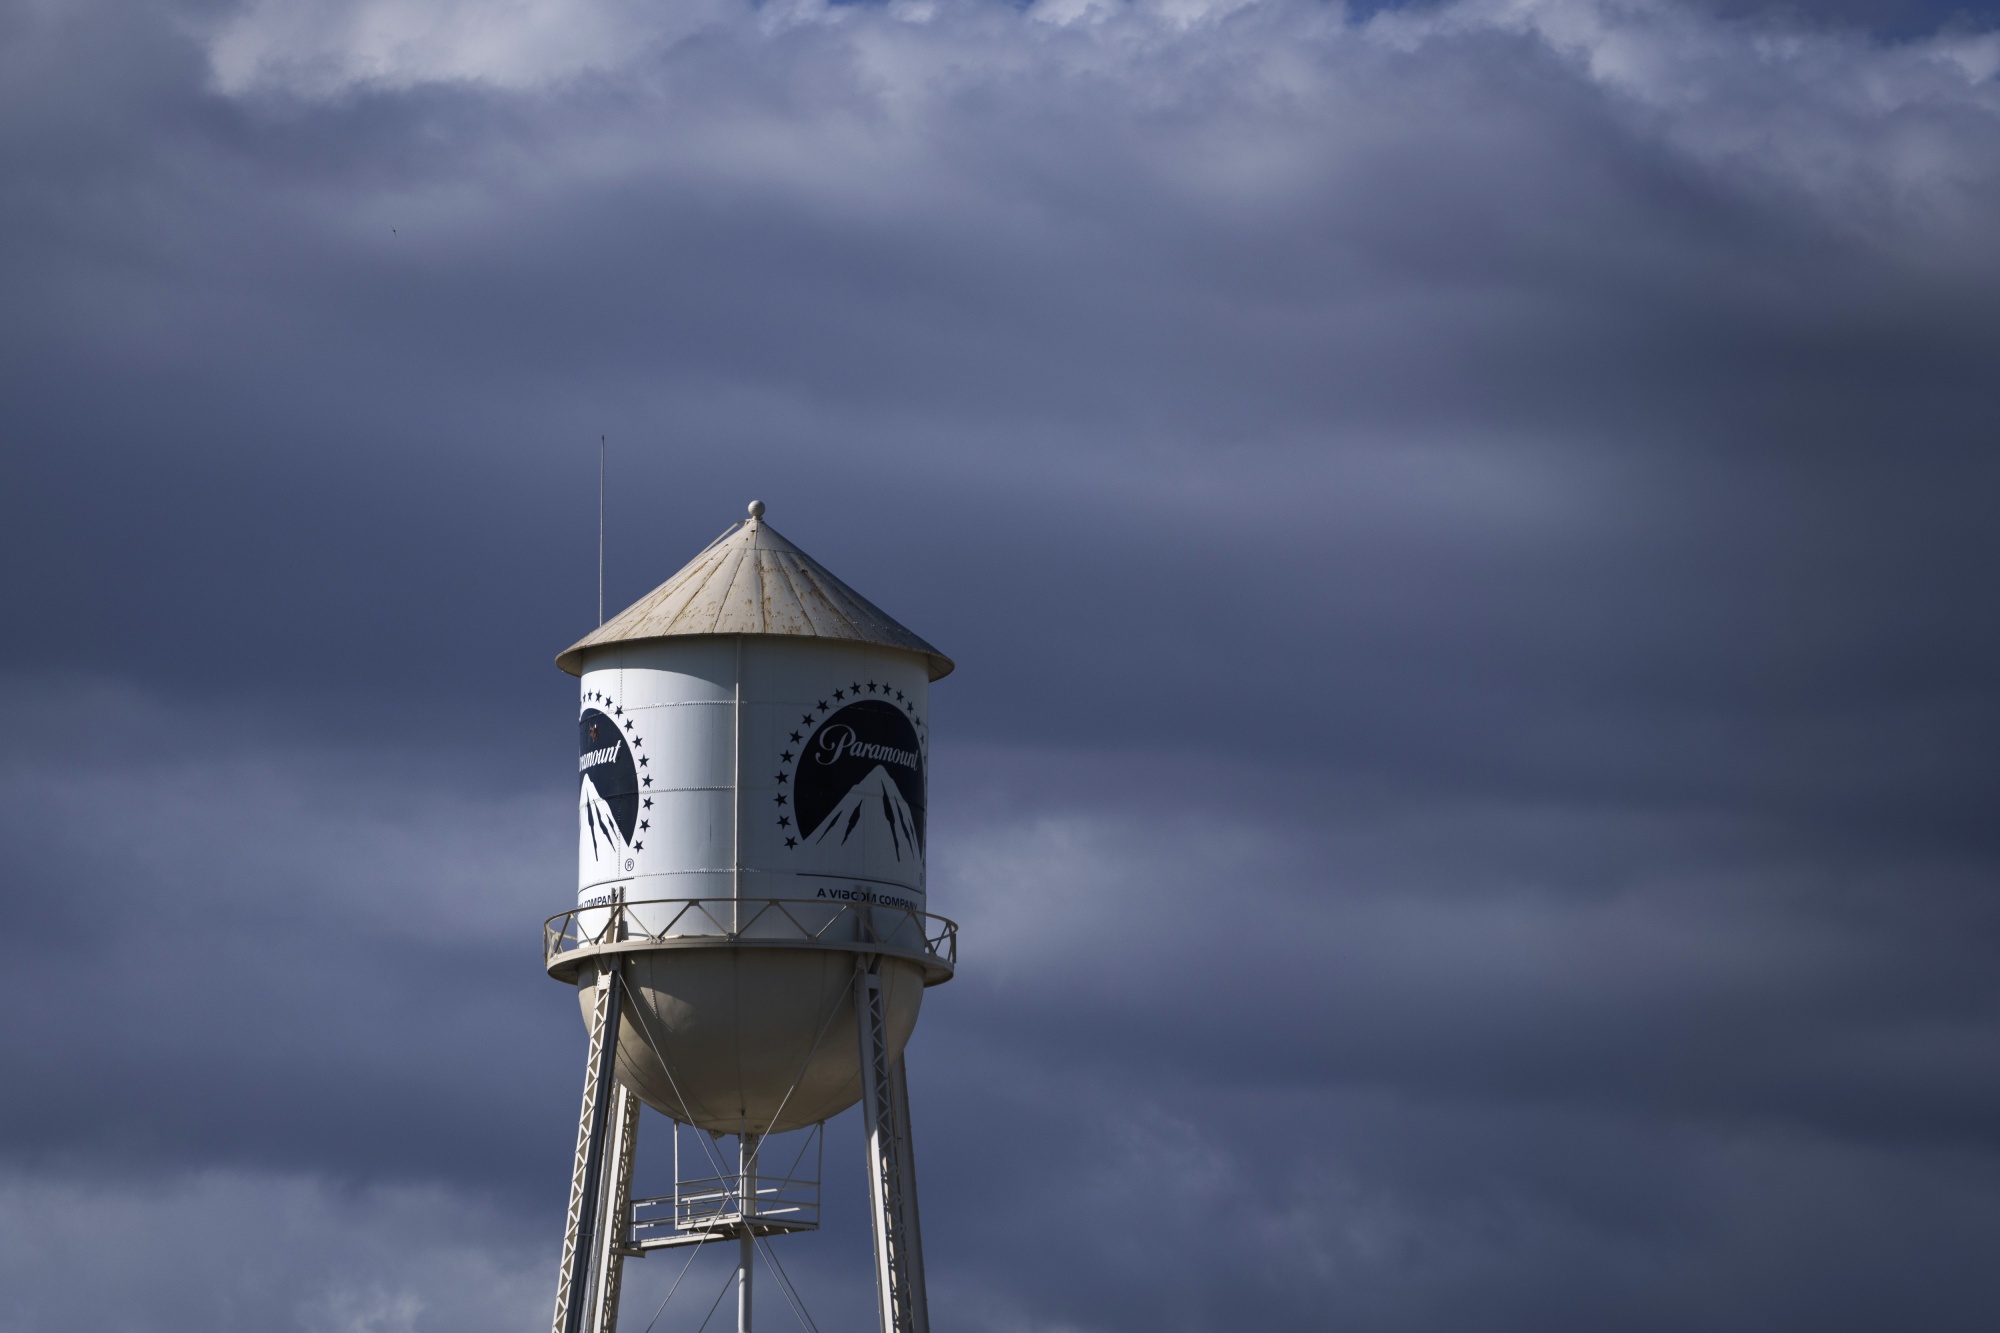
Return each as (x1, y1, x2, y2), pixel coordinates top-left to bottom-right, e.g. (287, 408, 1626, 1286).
(549, 502, 954, 1133)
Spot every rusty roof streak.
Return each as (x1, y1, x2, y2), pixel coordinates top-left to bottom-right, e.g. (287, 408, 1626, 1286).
(770, 553, 835, 639)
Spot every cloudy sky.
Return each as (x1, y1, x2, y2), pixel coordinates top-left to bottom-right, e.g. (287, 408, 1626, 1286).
(6, 0, 2000, 1327)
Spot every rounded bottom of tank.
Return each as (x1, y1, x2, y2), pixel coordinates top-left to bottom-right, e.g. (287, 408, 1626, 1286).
(577, 946, 925, 1134)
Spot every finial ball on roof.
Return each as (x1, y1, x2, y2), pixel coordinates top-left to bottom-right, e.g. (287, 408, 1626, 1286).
(747, 500, 766, 519)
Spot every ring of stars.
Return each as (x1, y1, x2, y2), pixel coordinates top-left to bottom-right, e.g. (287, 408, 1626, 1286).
(582, 687, 649, 854)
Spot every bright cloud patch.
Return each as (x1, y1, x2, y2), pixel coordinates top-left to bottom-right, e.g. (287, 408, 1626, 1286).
(206, 0, 727, 95)
(200, 0, 2000, 251)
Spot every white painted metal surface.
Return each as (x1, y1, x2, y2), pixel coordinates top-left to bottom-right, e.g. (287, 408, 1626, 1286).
(576, 948, 927, 1133)
(573, 634, 934, 918)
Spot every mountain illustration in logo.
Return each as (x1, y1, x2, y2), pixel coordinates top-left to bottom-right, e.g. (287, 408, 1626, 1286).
(580, 774, 630, 866)
(791, 698, 926, 861)
(578, 705, 640, 873)
(806, 765, 923, 862)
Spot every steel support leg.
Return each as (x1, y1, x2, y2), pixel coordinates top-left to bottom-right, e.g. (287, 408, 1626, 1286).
(588, 1085, 642, 1333)
(551, 966, 626, 1333)
(738, 1132, 757, 1333)
(855, 961, 930, 1333)
(886, 1057, 929, 1333)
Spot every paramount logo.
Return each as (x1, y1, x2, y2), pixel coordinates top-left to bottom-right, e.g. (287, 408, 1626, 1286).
(811, 725, 919, 770)
(579, 742, 622, 771)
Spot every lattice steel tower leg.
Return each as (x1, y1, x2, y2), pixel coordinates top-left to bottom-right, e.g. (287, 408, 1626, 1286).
(886, 1057, 928, 1327)
(588, 1085, 642, 1333)
(855, 960, 931, 1333)
(552, 967, 627, 1333)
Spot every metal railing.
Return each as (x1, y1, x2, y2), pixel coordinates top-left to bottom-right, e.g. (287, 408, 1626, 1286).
(624, 1121, 826, 1247)
(632, 1170, 822, 1235)
(543, 896, 957, 975)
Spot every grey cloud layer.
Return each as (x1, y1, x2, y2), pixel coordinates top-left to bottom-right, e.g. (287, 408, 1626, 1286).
(5, 0, 2000, 1328)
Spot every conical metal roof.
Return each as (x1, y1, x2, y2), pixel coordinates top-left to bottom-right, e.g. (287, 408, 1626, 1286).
(556, 502, 954, 680)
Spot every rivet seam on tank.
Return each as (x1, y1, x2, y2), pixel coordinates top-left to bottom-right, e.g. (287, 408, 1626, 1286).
(777, 679, 927, 875)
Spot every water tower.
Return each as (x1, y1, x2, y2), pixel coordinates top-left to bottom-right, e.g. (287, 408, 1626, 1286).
(542, 502, 956, 1333)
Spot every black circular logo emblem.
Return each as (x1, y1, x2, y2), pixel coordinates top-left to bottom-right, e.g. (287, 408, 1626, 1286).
(779, 687, 926, 861)
(579, 706, 640, 860)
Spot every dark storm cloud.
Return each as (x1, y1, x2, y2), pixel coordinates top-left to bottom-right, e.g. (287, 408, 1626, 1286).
(945, 765, 2000, 1142)
(4, 0, 2000, 1328)
(0, 685, 577, 1189)
(10, 0, 2000, 746)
